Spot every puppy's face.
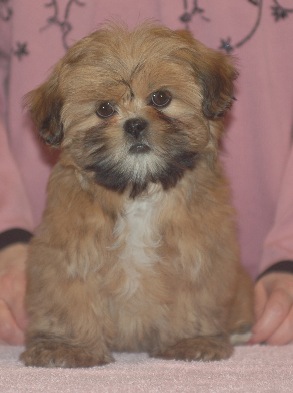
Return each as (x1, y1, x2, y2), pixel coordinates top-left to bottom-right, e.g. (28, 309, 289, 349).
(27, 24, 237, 197)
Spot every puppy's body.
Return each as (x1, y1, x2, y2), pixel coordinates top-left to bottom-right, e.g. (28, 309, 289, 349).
(21, 23, 254, 367)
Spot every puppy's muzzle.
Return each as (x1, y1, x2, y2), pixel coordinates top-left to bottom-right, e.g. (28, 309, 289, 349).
(124, 118, 151, 154)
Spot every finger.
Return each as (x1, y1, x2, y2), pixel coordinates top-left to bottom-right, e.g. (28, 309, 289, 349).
(7, 294, 28, 330)
(266, 306, 293, 345)
(0, 300, 25, 345)
(250, 288, 291, 344)
(4, 271, 28, 330)
(254, 280, 268, 320)
(8, 306, 28, 331)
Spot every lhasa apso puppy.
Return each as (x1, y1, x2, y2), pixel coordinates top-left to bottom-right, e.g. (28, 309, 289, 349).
(21, 23, 254, 368)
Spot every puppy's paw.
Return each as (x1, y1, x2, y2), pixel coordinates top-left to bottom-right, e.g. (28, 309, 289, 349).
(20, 340, 114, 368)
(152, 336, 233, 361)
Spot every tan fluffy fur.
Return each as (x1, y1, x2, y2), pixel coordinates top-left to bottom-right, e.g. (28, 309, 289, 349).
(21, 23, 254, 368)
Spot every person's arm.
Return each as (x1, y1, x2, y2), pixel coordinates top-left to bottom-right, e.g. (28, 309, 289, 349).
(0, 13, 34, 345)
(250, 147, 293, 345)
(0, 127, 32, 344)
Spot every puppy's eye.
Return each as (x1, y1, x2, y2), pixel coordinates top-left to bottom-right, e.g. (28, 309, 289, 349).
(96, 102, 116, 118)
(151, 90, 172, 108)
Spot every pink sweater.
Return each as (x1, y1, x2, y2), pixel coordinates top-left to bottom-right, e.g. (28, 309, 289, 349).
(1, 0, 293, 279)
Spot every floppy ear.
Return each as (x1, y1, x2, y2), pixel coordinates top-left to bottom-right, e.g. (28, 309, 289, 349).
(175, 30, 238, 119)
(24, 64, 64, 146)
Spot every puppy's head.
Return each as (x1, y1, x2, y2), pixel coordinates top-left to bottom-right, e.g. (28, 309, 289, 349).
(26, 23, 237, 197)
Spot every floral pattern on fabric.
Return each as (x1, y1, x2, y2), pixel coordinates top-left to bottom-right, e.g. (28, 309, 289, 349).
(180, 0, 293, 52)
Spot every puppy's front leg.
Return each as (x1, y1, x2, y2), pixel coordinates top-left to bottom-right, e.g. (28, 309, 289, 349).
(21, 244, 114, 368)
(152, 335, 233, 361)
(21, 336, 113, 368)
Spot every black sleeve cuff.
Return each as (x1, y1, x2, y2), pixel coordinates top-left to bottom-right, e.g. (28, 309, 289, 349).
(257, 260, 293, 281)
(0, 228, 33, 250)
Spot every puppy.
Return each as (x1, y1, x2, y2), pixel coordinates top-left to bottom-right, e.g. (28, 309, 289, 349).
(21, 23, 254, 368)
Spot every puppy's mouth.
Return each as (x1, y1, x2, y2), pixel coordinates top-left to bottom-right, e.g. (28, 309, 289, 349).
(129, 143, 151, 154)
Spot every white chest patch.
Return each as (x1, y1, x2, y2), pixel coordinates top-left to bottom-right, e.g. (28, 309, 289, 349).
(111, 193, 162, 297)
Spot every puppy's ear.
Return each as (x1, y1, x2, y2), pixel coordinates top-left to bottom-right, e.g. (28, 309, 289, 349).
(24, 65, 64, 146)
(176, 30, 238, 119)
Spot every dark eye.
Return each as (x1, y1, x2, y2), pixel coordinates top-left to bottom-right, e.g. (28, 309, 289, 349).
(151, 90, 172, 108)
(96, 102, 116, 118)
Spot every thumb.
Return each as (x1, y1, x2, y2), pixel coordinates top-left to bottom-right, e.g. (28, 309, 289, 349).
(253, 279, 268, 323)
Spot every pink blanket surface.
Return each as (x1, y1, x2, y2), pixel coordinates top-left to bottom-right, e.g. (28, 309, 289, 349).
(0, 345, 292, 392)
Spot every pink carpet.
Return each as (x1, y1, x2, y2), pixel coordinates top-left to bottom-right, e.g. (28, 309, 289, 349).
(0, 345, 292, 392)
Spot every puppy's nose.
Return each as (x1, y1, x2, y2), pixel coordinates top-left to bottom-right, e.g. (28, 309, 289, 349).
(124, 118, 148, 139)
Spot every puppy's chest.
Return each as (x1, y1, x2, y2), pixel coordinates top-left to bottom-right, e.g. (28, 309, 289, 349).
(111, 196, 162, 297)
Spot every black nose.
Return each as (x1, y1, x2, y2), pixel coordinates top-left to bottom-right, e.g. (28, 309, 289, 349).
(124, 118, 148, 139)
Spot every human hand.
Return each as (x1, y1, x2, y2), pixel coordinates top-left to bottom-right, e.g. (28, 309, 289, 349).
(0, 243, 28, 345)
(250, 272, 293, 345)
